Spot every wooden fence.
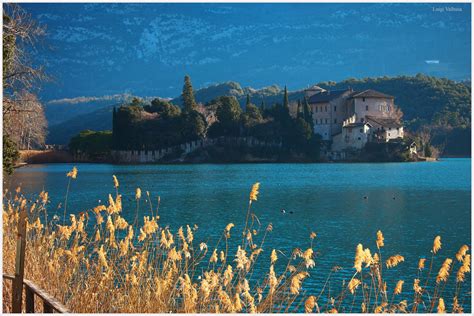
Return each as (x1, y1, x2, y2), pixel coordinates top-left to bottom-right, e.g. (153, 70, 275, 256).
(2, 205, 69, 313)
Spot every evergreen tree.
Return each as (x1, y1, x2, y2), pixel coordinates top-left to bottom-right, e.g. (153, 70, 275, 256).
(283, 85, 289, 109)
(182, 75, 197, 112)
(112, 107, 117, 149)
(297, 99, 304, 119)
(3, 134, 19, 175)
(303, 96, 314, 131)
(246, 94, 251, 107)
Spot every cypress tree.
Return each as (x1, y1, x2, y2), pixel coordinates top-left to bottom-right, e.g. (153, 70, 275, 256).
(303, 96, 314, 130)
(297, 99, 304, 119)
(283, 85, 289, 109)
(112, 107, 117, 149)
(182, 75, 197, 112)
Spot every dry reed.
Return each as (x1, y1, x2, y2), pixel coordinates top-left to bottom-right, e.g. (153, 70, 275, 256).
(2, 173, 471, 313)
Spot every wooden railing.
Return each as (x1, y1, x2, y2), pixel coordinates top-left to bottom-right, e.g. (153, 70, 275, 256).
(3, 205, 69, 313)
(3, 274, 69, 313)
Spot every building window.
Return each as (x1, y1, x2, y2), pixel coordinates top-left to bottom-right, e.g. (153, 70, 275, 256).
(325, 118, 328, 124)
(365, 105, 369, 111)
(360, 129, 363, 133)
(315, 107, 318, 113)
(320, 119, 323, 124)
(325, 106, 327, 112)
(334, 106, 337, 112)
(334, 118, 337, 124)
(363, 97, 366, 102)
(358, 137, 361, 140)
(389, 127, 392, 130)
(388, 133, 391, 137)
(360, 118, 364, 123)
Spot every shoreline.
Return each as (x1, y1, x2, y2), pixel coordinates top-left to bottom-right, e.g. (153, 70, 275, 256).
(16, 150, 467, 168)
(15, 157, 453, 167)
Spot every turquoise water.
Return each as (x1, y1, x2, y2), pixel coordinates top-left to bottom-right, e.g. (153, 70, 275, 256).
(6, 159, 471, 312)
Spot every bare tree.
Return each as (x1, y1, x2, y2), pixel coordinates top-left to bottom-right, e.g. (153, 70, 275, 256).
(390, 104, 404, 122)
(4, 91, 47, 149)
(3, 4, 48, 149)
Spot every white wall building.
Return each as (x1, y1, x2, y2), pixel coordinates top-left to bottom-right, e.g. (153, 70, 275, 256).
(306, 86, 403, 153)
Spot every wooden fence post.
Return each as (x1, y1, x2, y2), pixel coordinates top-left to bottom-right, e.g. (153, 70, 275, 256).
(25, 285, 35, 313)
(12, 204, 27, 313)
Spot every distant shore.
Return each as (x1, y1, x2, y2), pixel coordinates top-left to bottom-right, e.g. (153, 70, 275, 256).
(15, 149, 459, 167)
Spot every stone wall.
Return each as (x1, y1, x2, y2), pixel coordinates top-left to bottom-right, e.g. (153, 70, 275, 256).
(111, 137, 282, 163)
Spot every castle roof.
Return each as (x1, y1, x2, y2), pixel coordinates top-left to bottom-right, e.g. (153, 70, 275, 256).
(350, 89, 394, 99)
(366, 116, 402, 128)
(308, 89, 349, 103)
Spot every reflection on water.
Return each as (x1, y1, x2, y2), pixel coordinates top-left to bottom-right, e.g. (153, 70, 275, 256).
(6, 159, 471, 311)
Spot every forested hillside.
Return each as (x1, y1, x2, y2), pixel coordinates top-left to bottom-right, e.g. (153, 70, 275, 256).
(318, 74, 470, 129)
(47, 74, 470, 156)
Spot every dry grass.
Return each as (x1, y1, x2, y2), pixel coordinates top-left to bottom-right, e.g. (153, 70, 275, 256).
(2, 168, 471, 313)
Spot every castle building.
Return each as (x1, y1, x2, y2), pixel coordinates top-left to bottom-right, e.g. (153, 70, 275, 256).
(304, 85, 403, 152)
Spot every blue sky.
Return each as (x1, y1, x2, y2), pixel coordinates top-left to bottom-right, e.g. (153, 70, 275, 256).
(23, 2, 471, 101)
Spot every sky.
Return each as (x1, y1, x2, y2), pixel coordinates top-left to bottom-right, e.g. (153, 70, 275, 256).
(21, 2, 471, 101)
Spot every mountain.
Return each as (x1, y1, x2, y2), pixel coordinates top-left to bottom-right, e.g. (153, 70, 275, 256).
(46, 75, 471, 157)
(47, 104, 116, 144)
(170, 81, 302, 107)
(45, 94, 134, 126)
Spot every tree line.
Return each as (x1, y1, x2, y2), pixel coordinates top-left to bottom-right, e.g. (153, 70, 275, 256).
(110, 75, 321, 159)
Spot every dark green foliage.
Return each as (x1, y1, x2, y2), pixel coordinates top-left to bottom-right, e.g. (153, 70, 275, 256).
(144, 99, 181, 118)
(283, 85, 289, 109)
(431, 127, 471, 157)
(296, 100, 304, 119)
(182, 75, 197, 112)
(242, 102, 263, 131)
(3, 134, 19, 175)
(302, 97, 314, 131)
(69, 130, 112, 160)
(182, 110, 207, 141)
(424, 144, 432, 157)
(208, 96, 242, 137)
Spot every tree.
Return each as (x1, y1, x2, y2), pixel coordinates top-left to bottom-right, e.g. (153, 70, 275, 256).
(283, 85, 289, 110)
(3, 91, 47, 149)
(297, 100, 304, 119)
(69, 130, 112, 160)
(242, 101, 263, 133)
(246, 94, 251, 107)
(424, 144, 433, 157)
(3, 134, 19, 175)
(3, 4, 47, 173)
(182, 75, 197, 112)
(3, 4, 46, 112)
(182, 110, 206, 141)
(302, 96, 314, 131)
(144, 98, 181, 118)
(207, 96, 242, 137)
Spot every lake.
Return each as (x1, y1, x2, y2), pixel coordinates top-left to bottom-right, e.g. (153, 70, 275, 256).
(5, 159, 471, 311)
